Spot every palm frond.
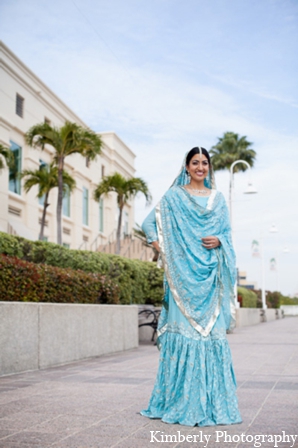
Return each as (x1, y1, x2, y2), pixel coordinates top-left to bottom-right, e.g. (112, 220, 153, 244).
(25, 121, 102, 161)
(25, 123, 61, 152)
(93, 173, 126, 201)
(94, 173, 152, 206)
(124, 177, 152, 204)
(210, 131, 256, 172)
(20, 163, 76, 198)
(0, 144, 13, 171)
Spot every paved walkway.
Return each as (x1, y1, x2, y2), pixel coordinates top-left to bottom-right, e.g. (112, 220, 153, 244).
(0, 317, 297, 448)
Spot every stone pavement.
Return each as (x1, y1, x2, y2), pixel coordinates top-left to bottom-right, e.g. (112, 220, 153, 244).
(0, 317, 297, 448)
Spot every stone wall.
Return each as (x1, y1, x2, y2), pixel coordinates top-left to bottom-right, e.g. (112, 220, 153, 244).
(280, 305, 298, 316)
(0, 302, 138, 376)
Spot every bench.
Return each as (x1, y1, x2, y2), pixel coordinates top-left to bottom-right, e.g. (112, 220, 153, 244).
(138, 308, 161, 344)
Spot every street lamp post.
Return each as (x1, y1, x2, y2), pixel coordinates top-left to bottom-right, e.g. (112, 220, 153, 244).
(252, 233, 267, 309)
(229, 160, 257, 234)
(268, 224, 289, 292)
(269, 223, 279, 292)
(260, 232, 267, 309)
(278, 246, 290, 292)
(257, 224, 288, 309)
(229, 160, 257, 307)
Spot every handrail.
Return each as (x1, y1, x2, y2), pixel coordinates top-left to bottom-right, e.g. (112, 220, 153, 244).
(78, 240, 88, 250)
(121, 234, 135, 257)
(139, 247, 148, 261)
(90, 233, 105, 252)
(100, 230, 130, 254)
(100, 229, 117, 253)
(87, 229, 148, 256)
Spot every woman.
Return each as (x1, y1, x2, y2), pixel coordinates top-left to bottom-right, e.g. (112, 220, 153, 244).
(140, 147, 242, 427)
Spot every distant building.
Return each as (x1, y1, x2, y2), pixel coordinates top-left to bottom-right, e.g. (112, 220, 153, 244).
(237, 270, 258, 290)
(0, 41, 138, 252)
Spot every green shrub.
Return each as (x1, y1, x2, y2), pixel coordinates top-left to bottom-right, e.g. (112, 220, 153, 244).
(280, 296, 298, 306)
(0, 232, 24, 258)
(0, 232, 164, 305)
(237, 287, 257, 308)
(265, 291, 282, 308)
(0, 254, 119, 304)
(251, 289, 297, 308)
(0, 254, 40, 302)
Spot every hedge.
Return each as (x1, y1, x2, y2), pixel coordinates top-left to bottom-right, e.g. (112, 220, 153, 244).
(0, 232, 164, 305)
(0, 254, 119, 304)
(280, 295, 298, 306)
(237, 286, 257, 308)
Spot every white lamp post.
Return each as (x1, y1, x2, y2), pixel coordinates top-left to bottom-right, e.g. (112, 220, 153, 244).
(254, 224, 280, 310)
(268, 224, 289, 292)
(260, 232, 267, 309)
(229, 160, 257, 307)
(269, 223, 279, 292)
(229, 160, 257, 233)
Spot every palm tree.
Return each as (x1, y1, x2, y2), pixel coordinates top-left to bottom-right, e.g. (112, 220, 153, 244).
(210, 132, 256, 172)
(94, 173, 152, 254)
(20, 163, 76, 240)
(0, 143, 12, 172)
(25, 121, 102, 244)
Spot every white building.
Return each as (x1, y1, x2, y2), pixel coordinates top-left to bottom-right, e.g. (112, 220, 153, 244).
(237, 270, 258, 290)
(0, 41, 137, 252)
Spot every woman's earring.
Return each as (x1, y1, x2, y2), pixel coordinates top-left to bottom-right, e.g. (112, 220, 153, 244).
(185, 169, 190, 176)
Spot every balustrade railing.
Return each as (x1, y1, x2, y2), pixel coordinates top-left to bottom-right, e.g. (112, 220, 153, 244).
(78, 229, 154, 261)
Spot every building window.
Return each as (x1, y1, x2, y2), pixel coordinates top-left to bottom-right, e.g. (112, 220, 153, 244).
(63, 243, 70, 249)
(44, 117, 51, 125)
(82, 187, 89, 226)
(63, 185, 71, 217)
(101, 165, 105, 178)
(38, 159, 48, 205)
(9, 141, 22, 195)
(39, 159, 47, 170)
(9, 205, 21, 216)
(99, 198, 104, 232)
(16, 94, 24, 117)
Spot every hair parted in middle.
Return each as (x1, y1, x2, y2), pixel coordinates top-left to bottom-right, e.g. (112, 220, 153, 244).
(186, 147, 211, 166)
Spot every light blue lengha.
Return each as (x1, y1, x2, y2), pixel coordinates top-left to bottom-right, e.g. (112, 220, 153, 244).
(140, 187, 242, 427)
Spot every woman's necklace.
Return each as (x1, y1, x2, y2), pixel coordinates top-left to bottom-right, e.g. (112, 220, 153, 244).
(189, 187, 208, 195)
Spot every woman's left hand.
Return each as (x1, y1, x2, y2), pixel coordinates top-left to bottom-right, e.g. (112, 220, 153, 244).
(201, 236, 220, 249)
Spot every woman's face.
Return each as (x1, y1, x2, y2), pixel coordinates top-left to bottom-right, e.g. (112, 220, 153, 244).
(186, 153, 209, 182)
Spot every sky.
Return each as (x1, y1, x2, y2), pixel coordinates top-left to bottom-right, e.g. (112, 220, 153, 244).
(1, 0, 298, 295)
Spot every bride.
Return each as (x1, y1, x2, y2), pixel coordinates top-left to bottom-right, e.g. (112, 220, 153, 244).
(140, 146, 242, 427)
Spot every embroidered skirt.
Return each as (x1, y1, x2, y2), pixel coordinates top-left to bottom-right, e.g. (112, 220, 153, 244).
(140, 291, 242, 427)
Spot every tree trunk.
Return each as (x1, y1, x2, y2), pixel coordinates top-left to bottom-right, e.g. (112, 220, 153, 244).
(57, 157, 64, 245)
(116, 205, 123, 255)
(39, 192, 49, 241)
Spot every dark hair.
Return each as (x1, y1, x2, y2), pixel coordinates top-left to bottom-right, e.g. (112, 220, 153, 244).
(186, 147, 210, 166)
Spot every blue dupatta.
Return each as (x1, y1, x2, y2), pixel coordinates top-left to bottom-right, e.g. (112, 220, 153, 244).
(156, 185, 237, 339)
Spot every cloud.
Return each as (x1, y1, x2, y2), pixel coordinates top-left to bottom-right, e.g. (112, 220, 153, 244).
(208, 72, 298, 109)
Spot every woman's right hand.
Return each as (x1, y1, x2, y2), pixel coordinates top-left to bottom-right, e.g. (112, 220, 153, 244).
(151, 241, 160, 252)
